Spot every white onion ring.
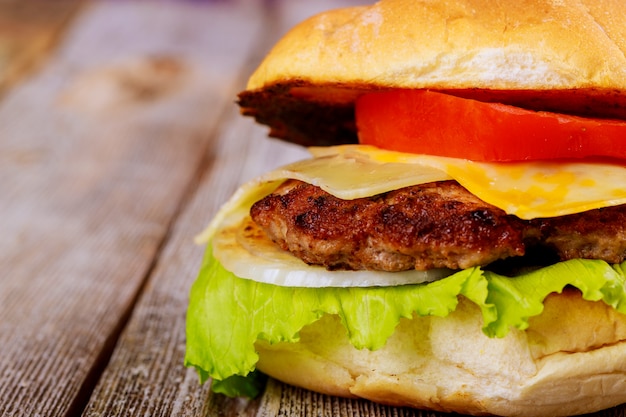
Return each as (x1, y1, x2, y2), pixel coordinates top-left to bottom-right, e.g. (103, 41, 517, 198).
(212, 213, 453, 288)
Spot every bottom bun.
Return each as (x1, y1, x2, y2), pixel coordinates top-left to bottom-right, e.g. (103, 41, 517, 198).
(255, 288, 626, 416)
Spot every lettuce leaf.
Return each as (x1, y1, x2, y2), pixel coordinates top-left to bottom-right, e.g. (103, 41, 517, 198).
(210, 371, 268, 398)
(185, 245, 626, 397)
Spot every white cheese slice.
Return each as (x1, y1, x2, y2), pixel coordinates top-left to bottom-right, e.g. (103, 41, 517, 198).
(198, 144, 626, 243)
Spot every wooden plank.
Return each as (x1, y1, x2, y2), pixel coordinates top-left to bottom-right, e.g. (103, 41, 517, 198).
(0, 1, 261, 416)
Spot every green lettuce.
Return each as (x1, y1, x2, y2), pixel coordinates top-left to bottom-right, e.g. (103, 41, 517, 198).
(185, 245, 626, 398)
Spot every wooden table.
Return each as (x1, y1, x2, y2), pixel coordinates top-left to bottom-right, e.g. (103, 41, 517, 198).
(1, 1, 624, 416)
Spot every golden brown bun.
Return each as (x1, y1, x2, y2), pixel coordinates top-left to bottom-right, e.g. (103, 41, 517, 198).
(239, 0, 626, 146)
(255, 289, 626, 416)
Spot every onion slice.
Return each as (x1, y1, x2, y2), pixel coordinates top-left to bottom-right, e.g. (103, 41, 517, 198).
(212, 213, 454, 288)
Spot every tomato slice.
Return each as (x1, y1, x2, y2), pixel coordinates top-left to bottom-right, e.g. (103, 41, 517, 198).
(356, 89, 626, 162)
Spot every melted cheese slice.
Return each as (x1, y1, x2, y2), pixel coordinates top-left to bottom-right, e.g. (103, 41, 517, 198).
(197, 144, 626, 243)
(308, 145, 626, 219)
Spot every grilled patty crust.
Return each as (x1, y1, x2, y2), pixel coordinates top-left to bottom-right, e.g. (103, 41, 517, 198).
(250, 180, 626, 272)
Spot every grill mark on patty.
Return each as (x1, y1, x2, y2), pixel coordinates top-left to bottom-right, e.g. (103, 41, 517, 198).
(250, 180, 626, 272)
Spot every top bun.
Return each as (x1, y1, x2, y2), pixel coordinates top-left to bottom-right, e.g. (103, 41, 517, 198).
(238, 0, 626, 147)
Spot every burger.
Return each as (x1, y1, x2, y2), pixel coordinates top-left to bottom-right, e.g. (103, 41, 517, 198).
(185, 0, 626, 415)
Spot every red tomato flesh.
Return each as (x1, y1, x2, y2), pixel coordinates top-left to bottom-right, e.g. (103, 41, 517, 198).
(356, 89, 626, 162)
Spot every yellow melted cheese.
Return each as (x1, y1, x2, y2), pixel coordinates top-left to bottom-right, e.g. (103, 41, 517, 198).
(309, 145, 626, 219)
(197, 144, 626, 243)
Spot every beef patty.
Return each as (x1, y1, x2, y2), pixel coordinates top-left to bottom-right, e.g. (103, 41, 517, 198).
(250, 180, 626, 272)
